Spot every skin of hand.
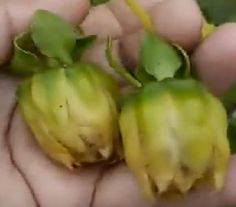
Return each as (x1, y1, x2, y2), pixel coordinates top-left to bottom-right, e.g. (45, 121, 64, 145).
(1, 0, 236, 207)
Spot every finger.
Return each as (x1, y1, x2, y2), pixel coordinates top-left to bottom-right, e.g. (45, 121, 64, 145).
(150, 0, 202, 51)
(0, 75, 37, 207)
(80, 5, 123, 39)
(107, 0, 160, 35)
(9, 108, 101, 207)
(220, 155, 236, 206)
(192, 23, 236, 96)
(80, 0, 159, 39)
(81, 0, 202, 46)
(6, 0, 89, 35)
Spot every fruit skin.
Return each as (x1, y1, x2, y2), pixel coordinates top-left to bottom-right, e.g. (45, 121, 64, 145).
(119, 79, 230, 200)
(17, 63, 121, 169)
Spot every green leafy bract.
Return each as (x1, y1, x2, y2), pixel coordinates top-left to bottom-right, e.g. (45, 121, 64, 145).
(10, 10, 97, 76)
(31, 10, 77, 65)
(139, 31, 182, 81)
(10, 32, 43, 76)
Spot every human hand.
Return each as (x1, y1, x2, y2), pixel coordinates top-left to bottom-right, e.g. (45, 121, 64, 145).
(1, 0, 236, 207)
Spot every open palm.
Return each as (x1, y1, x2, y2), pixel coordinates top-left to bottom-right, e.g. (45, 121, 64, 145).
(1, 0, 236, 207)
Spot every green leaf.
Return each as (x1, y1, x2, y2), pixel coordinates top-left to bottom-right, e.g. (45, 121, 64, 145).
(140, 31, 182, 81)
(136, 44, 190, 84)
(197, 0, 236, 25)
(10, 32, 43, 76)
(72, 35, 97, 61)
(90, 0, 111, 6)
(31, 10, 77, 65)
